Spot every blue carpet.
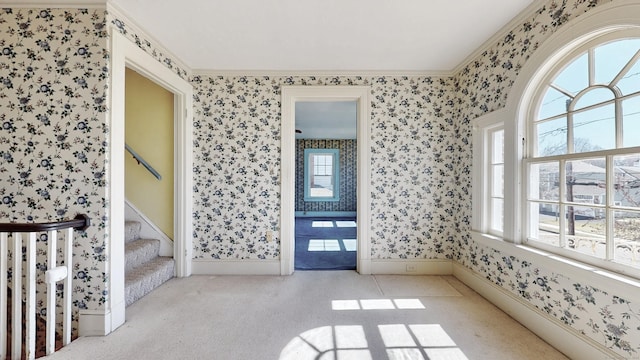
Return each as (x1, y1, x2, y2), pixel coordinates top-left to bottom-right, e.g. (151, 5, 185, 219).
(295, 217, 357, 270)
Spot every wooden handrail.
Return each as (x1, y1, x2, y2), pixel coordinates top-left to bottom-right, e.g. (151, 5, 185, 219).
(125, 143, 162, 180)
(0, 214, 90, 233)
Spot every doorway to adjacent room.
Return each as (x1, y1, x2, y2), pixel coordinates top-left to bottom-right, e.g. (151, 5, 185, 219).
(293, 101, 357, 270)
(280, 86, 371, 275)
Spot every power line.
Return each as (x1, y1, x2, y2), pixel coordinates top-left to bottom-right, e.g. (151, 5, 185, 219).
(538, 110, 640, 139)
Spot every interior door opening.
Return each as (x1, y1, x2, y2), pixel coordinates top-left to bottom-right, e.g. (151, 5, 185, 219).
(124, 67, 175, 253)
(280, 86, 371, 275)
(106, 31, 193, 334)
(294, 102, 357, 270)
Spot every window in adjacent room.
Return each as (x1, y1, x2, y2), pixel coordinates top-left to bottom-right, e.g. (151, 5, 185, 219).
(526, 36, 640, 271)
(304, 149, 340, 202)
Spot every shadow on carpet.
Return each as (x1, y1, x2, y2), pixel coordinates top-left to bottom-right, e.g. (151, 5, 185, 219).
(295, 217, 357, 270)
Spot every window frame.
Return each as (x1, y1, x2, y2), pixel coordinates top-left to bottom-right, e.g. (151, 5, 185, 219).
(472, 20, 640, 280)
(488, 127, 506, 237)
(472, 109, 507, 238)
(303, 148, 340, 202)
(523, 30, 640, 278)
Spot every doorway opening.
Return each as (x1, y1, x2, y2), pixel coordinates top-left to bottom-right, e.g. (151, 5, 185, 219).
(280, 86, 371, 275)
(294, 102, 357, 270)
(103, 31, 193, 334)
(124, 67, 175, 255)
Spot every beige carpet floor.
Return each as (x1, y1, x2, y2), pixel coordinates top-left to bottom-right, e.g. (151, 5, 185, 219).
(47, 272, 569, 360)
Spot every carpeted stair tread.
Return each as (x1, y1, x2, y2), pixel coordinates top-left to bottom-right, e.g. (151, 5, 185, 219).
(125, 221, 141, 243)
(125, 238, 161, 272)
(125, 257, 174, 306)
(124, 219, 174, 307)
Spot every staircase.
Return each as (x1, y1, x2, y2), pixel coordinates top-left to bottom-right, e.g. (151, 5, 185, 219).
(125, 221, 174, 306)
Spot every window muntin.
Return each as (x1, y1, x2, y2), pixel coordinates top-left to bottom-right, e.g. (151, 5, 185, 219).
(623, 95, 640, 147)
(527, 37, 640, 271)
(616, 57, 640, 95)
(535, 116, 568, 156)
(572, 102, 615, 152)
(304, 149, 340, 202)
(553, 52, 589, 94)
(594, 39, 640, 85)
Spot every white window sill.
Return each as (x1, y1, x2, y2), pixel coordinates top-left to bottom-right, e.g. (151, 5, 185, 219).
(470, 230, 640, 301)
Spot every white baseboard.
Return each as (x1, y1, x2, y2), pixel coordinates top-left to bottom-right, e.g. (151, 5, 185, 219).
(452, 263, 620, 360)
(294, 211, 357, 217)
(78, 309, 112, 337)
(110, 299, 126, 333)
(371, 259, 453, 275)
(192, 259, 281, 275)
(125, 199, 173, 256)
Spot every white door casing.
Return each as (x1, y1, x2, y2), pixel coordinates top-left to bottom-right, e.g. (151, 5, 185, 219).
(280, 86, 371, 275)
(97, 31, 193, 335)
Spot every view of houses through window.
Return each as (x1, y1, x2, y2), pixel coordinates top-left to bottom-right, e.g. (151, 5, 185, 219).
(527, 37, 640, 269)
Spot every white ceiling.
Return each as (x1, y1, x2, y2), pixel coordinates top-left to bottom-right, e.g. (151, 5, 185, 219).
(295, 101, 357, 140)
(96, 0, 536, 72)
(17, 0, 536, 138)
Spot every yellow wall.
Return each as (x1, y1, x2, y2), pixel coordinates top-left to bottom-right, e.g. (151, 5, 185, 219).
(125, 68, 174, 239)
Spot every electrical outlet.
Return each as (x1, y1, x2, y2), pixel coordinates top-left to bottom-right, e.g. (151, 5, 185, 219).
(266, 230, 273, 242)
(406, 264, 416, 272)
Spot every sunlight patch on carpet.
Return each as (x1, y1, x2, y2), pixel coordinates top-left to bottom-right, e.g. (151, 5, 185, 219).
(308, 239, 341, 251)
(332, 299, 425, 311)
(343, 239, 357, 251)
(336, 221, 357, 228)
(312, 221, 334, 228)
(281, 324, 467, 360)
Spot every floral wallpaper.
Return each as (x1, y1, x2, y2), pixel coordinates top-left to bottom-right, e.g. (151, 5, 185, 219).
(1, 0, 638, 357)
(295, 139, 357, 212)
(0, 7, 110, 334)
(107, 11, 189, 80)
(191, 75, 459, 260)
(452, 0, 639, 356)
(470, 244, 640, 354)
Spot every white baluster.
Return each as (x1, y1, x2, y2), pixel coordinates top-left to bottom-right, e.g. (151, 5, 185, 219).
(25, 232, 36, 360)
(11, 233, 22, 360)
(0, 232, 7, 360)
(46, 230, 57, 355)
(63, 227, 73, 345)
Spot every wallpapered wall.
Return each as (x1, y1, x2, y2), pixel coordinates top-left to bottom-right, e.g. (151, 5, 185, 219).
(295, 139, 356, 212)
(0, 8, 110, 330)
(452, 0, 640, 356)
(2, 0, 639, 356)
(107, 11, 189, 80)
(191, 75, 458, 261)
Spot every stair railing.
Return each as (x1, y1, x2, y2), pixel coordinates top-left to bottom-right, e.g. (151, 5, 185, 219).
(125, 143, 162, 180)
(1, 214, 90, 360)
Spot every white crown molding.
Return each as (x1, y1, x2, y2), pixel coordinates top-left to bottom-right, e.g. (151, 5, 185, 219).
(4, 1, 528, 78)
(106, 1, 193, 78)
(192, 69, 454, 78)
(0, 0, 106, 7)
(451, 0, 544, 77)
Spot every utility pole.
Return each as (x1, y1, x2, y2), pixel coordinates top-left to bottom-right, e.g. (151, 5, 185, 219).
(567, 161, 575, 236)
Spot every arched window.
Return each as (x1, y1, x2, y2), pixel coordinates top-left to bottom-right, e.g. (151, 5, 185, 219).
(526, 34, 640, 271)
